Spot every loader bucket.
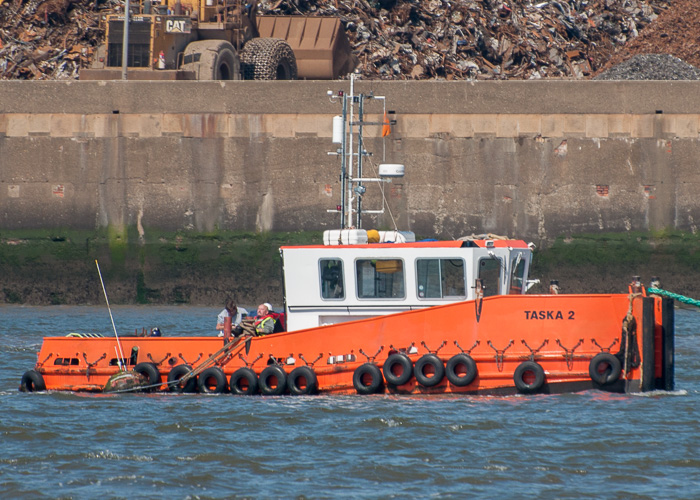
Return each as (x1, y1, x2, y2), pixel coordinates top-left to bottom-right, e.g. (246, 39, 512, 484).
(256, 16, 357, 80)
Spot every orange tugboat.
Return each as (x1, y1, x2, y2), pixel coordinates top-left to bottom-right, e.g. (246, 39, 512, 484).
(19, 83, 674, 396)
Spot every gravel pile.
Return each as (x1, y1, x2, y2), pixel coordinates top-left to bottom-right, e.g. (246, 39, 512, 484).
(594, 53, 700, 80)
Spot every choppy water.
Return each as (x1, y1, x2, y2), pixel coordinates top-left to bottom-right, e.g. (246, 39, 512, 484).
(2, 305, 700, 499)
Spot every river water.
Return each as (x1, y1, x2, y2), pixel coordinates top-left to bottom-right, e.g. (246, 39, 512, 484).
(1, 305, 700, 499)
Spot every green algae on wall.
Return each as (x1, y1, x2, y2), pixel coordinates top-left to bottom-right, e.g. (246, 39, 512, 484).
(1, 228, 699, 305)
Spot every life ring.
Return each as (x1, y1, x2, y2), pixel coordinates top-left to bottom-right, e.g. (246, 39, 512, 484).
(445, 354, 478, 387)
(288, 366, 318, 396)
(229, 367, 259, 396)
(167, 364, 197, 393)
(197, 366, 227, 394)
(259, 365, 287, 396)
(513, 361, 545, 393)
(413, 354, 445, 387)
(134, 362, 161, 392)
(20, 370, 46, 392)
(382, 353, 413, 386)
(589, 353, 622, 385)
(353, 363, 384, 395)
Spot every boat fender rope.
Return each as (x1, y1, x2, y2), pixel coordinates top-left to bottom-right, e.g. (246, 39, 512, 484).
(555, 339, 584, 371)
(179, 353, 202, 366)
(359, 345, 384, 362)
(147, 353, 170, 366)
(454, 340, 480, 355)
(521, 339, 548, 361)
(591, 338, 619, 353)
(618, 312, 640, 378)
(487, 340, 513, 372)
(420, 340, 447, 354)
(298, 353, 323, 367)
(238, 352, 263, 368)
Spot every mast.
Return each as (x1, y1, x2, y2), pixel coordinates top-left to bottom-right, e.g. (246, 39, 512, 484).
(328, 75, 401, 230)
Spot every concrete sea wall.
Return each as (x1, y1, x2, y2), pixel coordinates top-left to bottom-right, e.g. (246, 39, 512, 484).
(2, 80, 700, 244)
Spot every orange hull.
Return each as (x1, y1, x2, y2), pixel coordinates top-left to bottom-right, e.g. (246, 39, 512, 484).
(22, 292, 675, 396)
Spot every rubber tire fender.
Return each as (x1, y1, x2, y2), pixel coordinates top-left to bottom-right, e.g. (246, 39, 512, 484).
(167, 364, 197, 393)
(259, 365, 287, 396)
(20, 370, 46, 392)
(288, 366, 318, 396)
(181, 40, 240, 80)
(445, 354, 478, 387)
(413, 354, 445, 388)
(353, 363, 384, 395)
(383, 353, 413, 386)
(240, 38, 298, 80)
(513, 361, 546, 394)
(229, 367, 259, 396)
(134, 362, 161, 392)
(589, 352, 622, 385)
(197, 366, 227, 394)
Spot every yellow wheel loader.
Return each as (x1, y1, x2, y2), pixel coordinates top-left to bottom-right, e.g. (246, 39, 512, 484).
(80, 0, 357, 80)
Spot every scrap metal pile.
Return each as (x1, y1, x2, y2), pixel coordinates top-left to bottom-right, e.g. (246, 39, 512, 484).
(0, 0, 697, 80)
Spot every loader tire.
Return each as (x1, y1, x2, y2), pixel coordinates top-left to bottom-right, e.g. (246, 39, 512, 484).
(181, 40, 240, 81)
(240, 38, 297, 80)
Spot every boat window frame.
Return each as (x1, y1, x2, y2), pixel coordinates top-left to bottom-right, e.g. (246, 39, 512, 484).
(415, 257, 467, 300)
(319, 258, 345, 300)
(355, 257, 406, 300)
(509, 252, 527, 295)
(477, 256, 502, 297)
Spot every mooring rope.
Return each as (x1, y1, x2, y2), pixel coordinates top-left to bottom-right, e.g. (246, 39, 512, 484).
(648, 287, 700, 308)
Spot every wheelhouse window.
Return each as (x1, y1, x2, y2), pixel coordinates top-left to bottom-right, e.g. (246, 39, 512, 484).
(478, 257, 501, 297)
(320, 259, 344, 299)
(356, 259, 405, 299)
(416, 258, 466, 299)
(509, 253, 526, 294)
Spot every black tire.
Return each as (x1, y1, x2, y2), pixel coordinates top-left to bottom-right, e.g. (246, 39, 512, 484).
(414, 354, 445, 388)
(167, 364, 197, 393)
(19, 370, 46, 392)
(182, 40, 240, 80)
(353, 363, 384, 395)
(383, 353, 413, 386)
(288, 366, 318, 396)
(446, 354, 478, 387)
(589, 353, 622, 385)
(134, 362, 161, 392)
(514, 361, 545, 394)
(229, 367, 259, 396)
(241, 38, 297, 80)
(197, 366, 227, 394)
(259, 365, 287, 396)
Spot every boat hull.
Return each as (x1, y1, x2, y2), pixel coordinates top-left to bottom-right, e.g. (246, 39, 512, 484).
(21, 293, 674, 395)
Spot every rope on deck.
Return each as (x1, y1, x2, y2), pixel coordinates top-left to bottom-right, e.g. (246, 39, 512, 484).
(648, 287, 700, 308)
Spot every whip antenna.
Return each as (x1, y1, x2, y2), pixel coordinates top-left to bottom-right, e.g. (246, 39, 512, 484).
(96, 260, 126, 371)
